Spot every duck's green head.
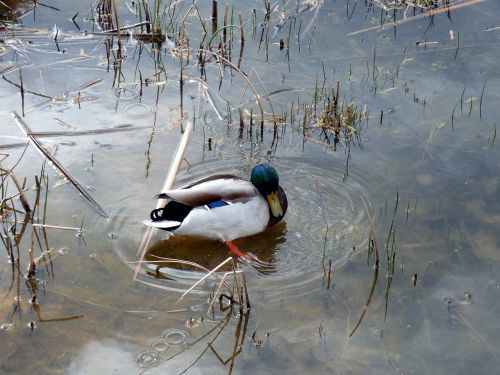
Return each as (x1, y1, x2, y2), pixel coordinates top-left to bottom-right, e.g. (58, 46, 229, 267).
(251, 164, 285, 218)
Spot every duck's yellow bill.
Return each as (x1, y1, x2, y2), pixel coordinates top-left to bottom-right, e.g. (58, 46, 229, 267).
(267, 191, 283, 218)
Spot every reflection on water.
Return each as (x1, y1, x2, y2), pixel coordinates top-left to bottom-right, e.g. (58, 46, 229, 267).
(1, 0, 500, 374)
(145, 223, 286, 273)
(65, 340, 137, 375)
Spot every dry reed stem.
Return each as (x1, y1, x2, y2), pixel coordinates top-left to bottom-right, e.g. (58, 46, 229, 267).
(176, 256, 233, 304)
(32, 124, 152, 137)
(134, 121, 193, 280)
(348, 0, 486, 36)
(11, 112, 107, 217)
(32, 223, 81, 231)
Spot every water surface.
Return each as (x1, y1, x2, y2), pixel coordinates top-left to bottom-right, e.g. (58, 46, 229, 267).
(1, 1, 500, 374)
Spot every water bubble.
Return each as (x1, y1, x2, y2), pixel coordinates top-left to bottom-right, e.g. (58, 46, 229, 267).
(135, 350, 160, 368)
(58, 247, 69, 255)
(460, 292, 473, 305)
(112, 87, 140, 102)
(160, 328, 188, 346)
(122, 102, 156, 118)
(0, 323, 13, 331)
(149, 339, 170, 353)
(190, 304, 204, 312)
(185, 316, 203, 328)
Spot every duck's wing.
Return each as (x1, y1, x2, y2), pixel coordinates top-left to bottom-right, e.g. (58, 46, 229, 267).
(157, 177, 257, 207)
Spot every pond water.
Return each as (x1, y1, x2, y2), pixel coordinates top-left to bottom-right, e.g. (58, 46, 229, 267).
(1, 1, 500, 374)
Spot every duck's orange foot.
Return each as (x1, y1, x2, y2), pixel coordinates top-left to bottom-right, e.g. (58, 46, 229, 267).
(225, 241, 247, 258)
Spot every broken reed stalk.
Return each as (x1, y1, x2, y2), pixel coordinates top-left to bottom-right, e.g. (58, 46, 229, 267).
(10, 173, 31, 213)
(32, 223, 81, 231)
(208, 271, 232, 313)
(176, 257, 233, 304)
(135, 121, 194, 280)
(11, 112, 108, 218)
(348, 0, 486, 36)
(349, 196, 380, 337)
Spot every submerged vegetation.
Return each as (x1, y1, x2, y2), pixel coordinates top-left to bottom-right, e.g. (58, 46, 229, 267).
(1, 150, 84, 330)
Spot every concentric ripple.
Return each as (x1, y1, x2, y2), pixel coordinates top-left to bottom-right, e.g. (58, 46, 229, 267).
(149, 339, 170, 353)
(112, 149, 387, 300)
(121, 102, 156, 118)
(111, 86, 141, 102)
(135, 349, 160, 368)
(160, 328, 189, 346)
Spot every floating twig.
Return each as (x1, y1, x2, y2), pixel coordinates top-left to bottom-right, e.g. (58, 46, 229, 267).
(11, 112, 108, 217)
(32, 223, 81, 231)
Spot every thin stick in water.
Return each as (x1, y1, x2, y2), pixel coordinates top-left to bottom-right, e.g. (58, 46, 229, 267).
(176, 257, 233, 304)
(11, 111, 107, 217)
(134, 121, 193, 280)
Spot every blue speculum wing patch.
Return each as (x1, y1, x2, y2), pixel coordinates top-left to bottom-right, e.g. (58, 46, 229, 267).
(206, 200, 228, 209)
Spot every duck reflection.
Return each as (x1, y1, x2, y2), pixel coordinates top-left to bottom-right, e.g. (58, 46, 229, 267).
(145, 222, 287, 276)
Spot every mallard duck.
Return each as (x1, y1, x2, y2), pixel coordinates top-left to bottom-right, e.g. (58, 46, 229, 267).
(143, 164, 287, 243)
